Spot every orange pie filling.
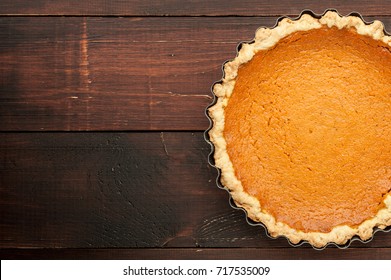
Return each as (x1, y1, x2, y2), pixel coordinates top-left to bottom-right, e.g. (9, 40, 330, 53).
(224, 27, 391, 233)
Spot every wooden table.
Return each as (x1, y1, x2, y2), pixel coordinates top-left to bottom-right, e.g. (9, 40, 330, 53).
(1, 0, 391, 260)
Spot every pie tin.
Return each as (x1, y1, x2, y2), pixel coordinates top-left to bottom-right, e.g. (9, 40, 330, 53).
(204, 8, 391, 250)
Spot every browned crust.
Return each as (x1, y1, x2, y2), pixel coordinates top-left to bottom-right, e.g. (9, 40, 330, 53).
(208, 11, 391, 248)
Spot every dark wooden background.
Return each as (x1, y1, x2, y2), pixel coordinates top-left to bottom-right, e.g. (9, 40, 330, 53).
(1, 0, 391, 260)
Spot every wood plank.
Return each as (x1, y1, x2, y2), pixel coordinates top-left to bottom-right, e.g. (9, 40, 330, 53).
(1, 248, 391, 260)
(1, 16, 391, 131)
(1, 0, 391, 16)
(0, 17, 267, 131)
(0, 132, 390, 249)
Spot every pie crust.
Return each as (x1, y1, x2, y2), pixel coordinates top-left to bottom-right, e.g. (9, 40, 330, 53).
(208, 11, 391, 248)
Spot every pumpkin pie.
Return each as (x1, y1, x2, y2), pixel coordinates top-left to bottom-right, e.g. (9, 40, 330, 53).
(208, 11, 391, 248)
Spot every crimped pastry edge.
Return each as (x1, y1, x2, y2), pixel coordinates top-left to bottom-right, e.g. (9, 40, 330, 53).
(207, 10, 391, 248)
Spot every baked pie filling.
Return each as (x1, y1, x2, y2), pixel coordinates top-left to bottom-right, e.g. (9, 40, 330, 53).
(209, 11, 391, 247)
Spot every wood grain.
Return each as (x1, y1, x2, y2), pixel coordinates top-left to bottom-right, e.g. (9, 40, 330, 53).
(1, 0, 391, 16)
(1, 16, 391, 131)
(0, 132, 257, 248)
(1, 248, 391, 260)
(1, 132, 390, 249)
